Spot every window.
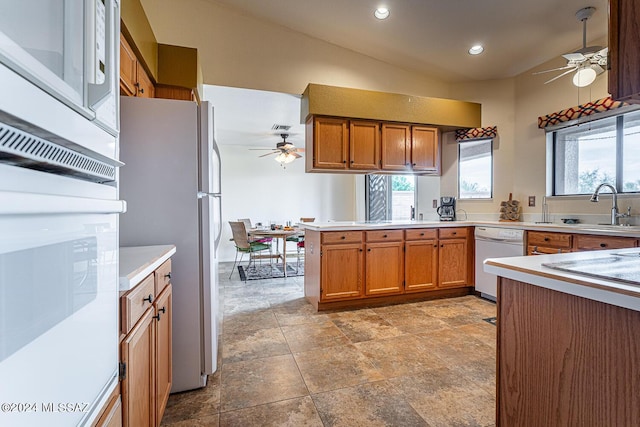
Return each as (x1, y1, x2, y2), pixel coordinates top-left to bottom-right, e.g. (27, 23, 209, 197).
(458, 138, 493, 199)
(552, 109, 640, 195)
(366, 175, 416, 221)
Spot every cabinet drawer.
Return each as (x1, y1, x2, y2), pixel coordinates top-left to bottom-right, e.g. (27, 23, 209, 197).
(438, 227, 468, 239)
(155, 259, 172, 295)
(121, 274, 155, 334)
(366, 229, 403, 242)
(405, 228, 437, 240)
(527, 231, 572, 249)
(575, 234, 637, 251)
(528, 245, 570, 255)
(322, 231, 363, 244)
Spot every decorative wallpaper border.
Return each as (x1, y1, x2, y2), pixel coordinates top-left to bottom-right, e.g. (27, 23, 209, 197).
(538, 96, 628, 129)
(455, 126, 498, 141)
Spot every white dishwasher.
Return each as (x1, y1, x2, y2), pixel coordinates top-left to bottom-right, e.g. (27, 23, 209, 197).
(474, 226, 525, 300)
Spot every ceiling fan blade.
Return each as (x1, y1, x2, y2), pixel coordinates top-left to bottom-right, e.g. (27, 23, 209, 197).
(533, 65, 576, 75)
(290, 152, 302, 158)
(258, 152, 277, 158)
(294, 147, 305, 153)
(563, 52, 586, 62)
(544, 67, 578, 84)
(591, 64, 605, 74)
(249, 148, 278, 151)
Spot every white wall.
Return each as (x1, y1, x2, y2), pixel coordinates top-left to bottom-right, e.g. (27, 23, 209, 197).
(218, 145, 356, 262)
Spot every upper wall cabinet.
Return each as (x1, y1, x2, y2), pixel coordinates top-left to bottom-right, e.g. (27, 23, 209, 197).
(609, 0, 640, 103)
(306, 115, 440, 175)
(120, 34, 155, 98)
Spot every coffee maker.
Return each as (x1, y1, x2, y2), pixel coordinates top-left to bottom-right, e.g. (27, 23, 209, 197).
(437, 196, 456, 221)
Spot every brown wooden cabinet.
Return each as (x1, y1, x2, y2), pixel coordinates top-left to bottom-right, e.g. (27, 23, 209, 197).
(308, 116, 349, 170)
(526, 231, 637, 255)
(365, 230, 404, 296)
(306, 116, 440, 174)
(305, 227, 472, 310)
(438, 227, 471, 289)
(411, 126, 439, 173)
(120, 259, 173, 427)
(526, 231, 572, 255)
(119, 34, 154, 98)
(320, 242, 364, 300)
(121, 307, 155, 427)
(404, 229, 438, 292)
(154, 284, 172, 425)
(574, 234, 637, 251)
(381, 123, 410, 170)
(349, 120, 380, 169)
(609, 0, 640, 103)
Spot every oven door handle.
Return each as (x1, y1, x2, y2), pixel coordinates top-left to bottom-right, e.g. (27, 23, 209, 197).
(0, 191, 126, 215)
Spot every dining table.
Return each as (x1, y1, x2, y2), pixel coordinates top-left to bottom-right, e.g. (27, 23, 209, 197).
(248, 228, 304, 277)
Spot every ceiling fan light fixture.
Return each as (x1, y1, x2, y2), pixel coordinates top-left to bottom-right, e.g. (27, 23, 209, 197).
(374, 7, 390, 20)
(573, 66, 597, 87)
(283, 154, 296, 164)
(274, 153, 287, 163)
(468, 45, 484, 55)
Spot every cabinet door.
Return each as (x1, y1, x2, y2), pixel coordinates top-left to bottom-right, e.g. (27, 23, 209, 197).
(313, 117, 348, 169)
(121, 308, 155, 427)
(405, 240, 438, 292)
(438, 238, 468, 288)
(609, 0, 640, 102)
(136, 62, 155, 98)
(410, 126, 439, 172)
(154, 285, 172, 427)
(120, 34, 136, 96)
(349, 120, 380, 169)
(321, 243, 363, 300)
(365, 242, 404, 296)
(381, 123, 410, 170)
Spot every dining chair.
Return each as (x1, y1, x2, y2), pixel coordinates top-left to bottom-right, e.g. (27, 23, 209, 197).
(228, 221, 273, 279)
(286, 217, 315, 273)
(238, 217, 272, 245)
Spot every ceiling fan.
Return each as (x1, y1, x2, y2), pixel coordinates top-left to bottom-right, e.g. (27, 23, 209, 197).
(250, 133, 304, 165)
(534, 6, 607, 87)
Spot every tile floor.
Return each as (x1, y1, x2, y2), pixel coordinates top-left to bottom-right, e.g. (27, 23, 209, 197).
(160, 262, 497, 427)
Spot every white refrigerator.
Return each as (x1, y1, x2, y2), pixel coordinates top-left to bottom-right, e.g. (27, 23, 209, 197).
(119, 96, 222, 392)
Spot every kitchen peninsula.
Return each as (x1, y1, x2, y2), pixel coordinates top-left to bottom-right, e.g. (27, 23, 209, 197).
(302, 221, 475, 310)
(485, 250, 640, 425)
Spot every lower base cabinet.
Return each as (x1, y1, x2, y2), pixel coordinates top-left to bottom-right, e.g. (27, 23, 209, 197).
(120, 259, 173, 427)
(306, 227, 473, 309)
(365, 241, 404, 296)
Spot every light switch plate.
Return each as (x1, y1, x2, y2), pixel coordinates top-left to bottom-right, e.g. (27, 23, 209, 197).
(528, 196, 536, 207)
(433, 199, 438, 208)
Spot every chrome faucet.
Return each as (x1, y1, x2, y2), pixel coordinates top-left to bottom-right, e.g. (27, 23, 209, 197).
(590, 183, 630, 225)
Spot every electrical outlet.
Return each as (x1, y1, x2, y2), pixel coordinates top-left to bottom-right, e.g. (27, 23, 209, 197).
(433, 199, 438, 208)
(528, 196, 536, 207)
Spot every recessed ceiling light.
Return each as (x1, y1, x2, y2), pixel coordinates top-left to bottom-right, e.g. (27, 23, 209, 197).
(374, 7, 390, 20)
(468, 45, 484, 55)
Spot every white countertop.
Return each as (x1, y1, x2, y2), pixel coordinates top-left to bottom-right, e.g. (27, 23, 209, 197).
(484, 248, 640, 312)
(119, 245, 176, 291)
(299, 220, 640, 237)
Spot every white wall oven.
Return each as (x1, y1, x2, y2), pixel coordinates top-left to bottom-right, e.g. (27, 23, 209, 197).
(0, 1, 123, 424)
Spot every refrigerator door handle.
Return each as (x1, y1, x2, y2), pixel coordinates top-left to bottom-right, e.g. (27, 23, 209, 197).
(197, 191, 221, 199)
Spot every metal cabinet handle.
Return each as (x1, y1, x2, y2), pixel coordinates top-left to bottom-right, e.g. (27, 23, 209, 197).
(383, 234, 388, 238)
(600, 243, 606, 248)
(143, 294, 153, 303)
(341, 236, 346, 240)
(452, 232, 457, 235)
(544, 237, 550, 241)
(159, 306, 166, 314)
(165, 272, 172, 281)
(412, 163, 416, 166)
(153, 313, 161, 321)
(343, 160, 347, 163)
(420, 232, 425, 236)
(367, 248, 371, 252)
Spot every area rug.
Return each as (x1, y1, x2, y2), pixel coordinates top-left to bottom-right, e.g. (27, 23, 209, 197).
(483, 317, 497, 326)
(238, 262, 304, 280)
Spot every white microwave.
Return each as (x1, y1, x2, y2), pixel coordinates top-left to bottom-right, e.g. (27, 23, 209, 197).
(0, 0, 120, 151)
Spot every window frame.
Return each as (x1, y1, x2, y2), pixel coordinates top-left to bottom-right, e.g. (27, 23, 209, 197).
(548, 108, 640, 197)
(457, 138, 494, 200)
